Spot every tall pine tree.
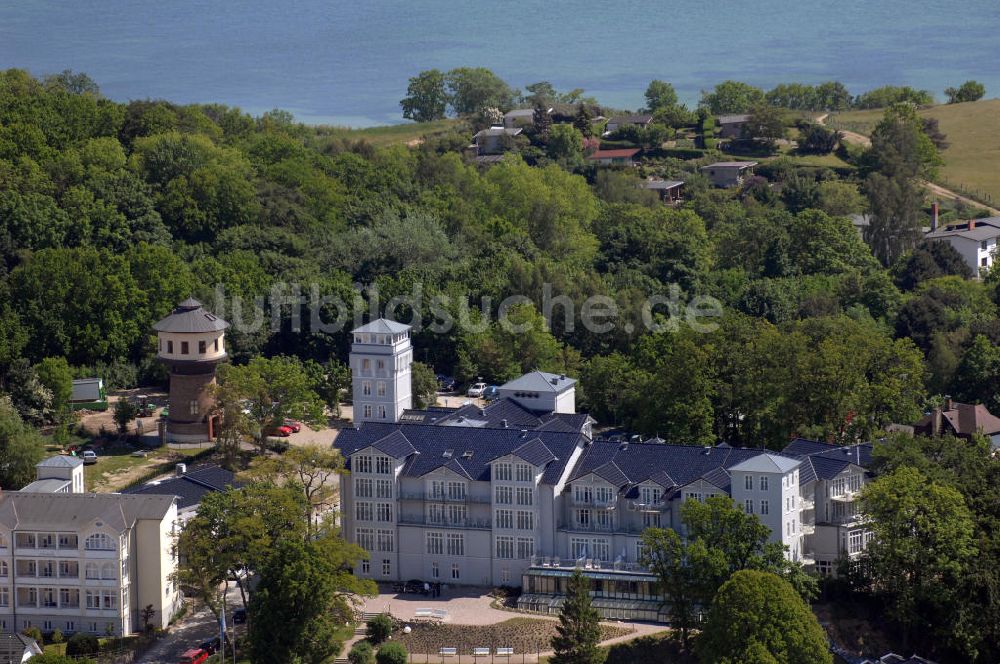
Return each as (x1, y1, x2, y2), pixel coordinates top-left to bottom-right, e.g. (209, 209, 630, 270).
(550, 569, 602, 664)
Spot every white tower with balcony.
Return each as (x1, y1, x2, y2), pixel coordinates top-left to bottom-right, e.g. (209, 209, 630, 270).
(350, 319, 413, 424)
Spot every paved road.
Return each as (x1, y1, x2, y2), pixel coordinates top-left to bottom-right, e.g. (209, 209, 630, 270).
(138, 584, 244, 664)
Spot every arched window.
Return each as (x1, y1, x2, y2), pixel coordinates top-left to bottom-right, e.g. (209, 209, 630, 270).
(84, 533, 114, 551)
(85, 562, 99, 580)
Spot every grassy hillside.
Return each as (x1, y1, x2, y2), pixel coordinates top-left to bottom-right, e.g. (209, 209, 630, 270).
(316, 118, 459, 147)
(827, 99, 1000, 204)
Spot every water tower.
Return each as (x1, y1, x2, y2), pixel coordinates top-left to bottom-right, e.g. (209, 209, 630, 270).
(153, 298, 229, 442)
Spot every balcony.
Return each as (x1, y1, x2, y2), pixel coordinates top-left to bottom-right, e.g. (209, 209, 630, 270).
(399, 492, 491, 504)
(529, 556, 654, 575)
(830, 490, 859, 503)
(557, 522, 648, 535)
(397, 515, 492, 530)
(800, 497, 815, 511)
(628, 500, 666, 512)
(800, 523, 815, 536)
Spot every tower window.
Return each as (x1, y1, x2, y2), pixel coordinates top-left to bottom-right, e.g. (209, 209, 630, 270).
(198, 340, 206, 354)
(167, 340, 174, 353)
(180, 341, 189, 354)
(190, 400, 199, 415)
(214, 338, 219, 351)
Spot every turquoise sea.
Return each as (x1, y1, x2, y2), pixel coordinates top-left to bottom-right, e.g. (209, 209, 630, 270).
(2, 1, 999, 126)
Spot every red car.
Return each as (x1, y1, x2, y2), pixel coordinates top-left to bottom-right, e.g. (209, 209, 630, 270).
(283, 419, 302, 432)
(179, 649, 208, 664)
(264, 425, 293, 437)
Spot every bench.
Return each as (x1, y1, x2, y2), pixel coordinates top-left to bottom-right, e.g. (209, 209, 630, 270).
(414, 608, 449, 621)
(496, 647, 514, 656)
(472, 647, 490, 656)
(439, 647, 457, 657)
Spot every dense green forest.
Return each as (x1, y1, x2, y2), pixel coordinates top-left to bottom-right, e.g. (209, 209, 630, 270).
(2, 68, 996, 446)
(2, 68, 1000, 661)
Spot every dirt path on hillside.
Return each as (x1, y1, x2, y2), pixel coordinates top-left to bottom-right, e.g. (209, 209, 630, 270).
(817, 114, 1000, 216)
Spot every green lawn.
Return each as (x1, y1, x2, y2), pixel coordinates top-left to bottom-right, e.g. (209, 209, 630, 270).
(827, 99, 1000, 204)
(85, 444, 213, 491)
(315, 118, 459, 147)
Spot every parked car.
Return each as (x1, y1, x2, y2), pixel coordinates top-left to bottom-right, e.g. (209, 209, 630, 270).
(467, 382, 487, 398)
(179, 649, 208, 664)
(283, 419, 302, 432)
(264, 425, 293, 437)
(232, 608, 246, 624)
(436, 374, 456, 392)
(483, 385, 499, 401)
(81, 450, 98, 465)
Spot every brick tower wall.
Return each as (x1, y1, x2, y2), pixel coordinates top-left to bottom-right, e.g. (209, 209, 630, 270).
(166, 367, 217, 442)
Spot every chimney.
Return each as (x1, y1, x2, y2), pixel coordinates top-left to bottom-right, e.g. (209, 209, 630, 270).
(944, 395, 953, 411)
(931, 202, 939, 231)
(968, 220, 975, 231)
(175, 463, 186, 477)
(932, 407, 943, 437)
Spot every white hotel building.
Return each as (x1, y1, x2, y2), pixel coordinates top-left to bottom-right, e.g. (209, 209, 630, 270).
(335, 320, 874, 620)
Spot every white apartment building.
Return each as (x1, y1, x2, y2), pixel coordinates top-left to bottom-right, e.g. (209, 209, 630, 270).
(0, 459, 182, 636)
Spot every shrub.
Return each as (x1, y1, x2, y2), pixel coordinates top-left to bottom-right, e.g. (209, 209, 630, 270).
(376, 642, 408, 664)
(50, 628, 64, 644)
(348, 640, 376, 664)
(21, 626, 42, 644)
(66, 632, 100, 657)
(265, 437, 290, 453)
(366, 613, 393, 645)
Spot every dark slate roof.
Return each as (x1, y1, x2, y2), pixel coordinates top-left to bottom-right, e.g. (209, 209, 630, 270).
(123, 465, 240, 510)
(591, 461, 631, 488)
(510, 438, 557, 466)
(335, 423, 586, 484)
(153, 298, 229, 333)
(0, 633, 40, 661)
(370, 430, 418, 458)
(399, 407, 460, 424)
(407, 398, 592, 435)
(570, 441, 772, 492)
(779, 439, 873, 480)
(782, 438, 835, 456)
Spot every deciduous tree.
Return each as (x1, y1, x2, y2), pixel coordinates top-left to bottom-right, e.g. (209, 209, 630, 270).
(697, 570, 831, 664)
(400, 69, 448, 122)
(215, 355, 325, 455)
(944, 80, 985, 104)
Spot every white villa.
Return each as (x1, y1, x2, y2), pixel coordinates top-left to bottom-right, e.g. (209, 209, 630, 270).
(0, 457, 182, 636)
